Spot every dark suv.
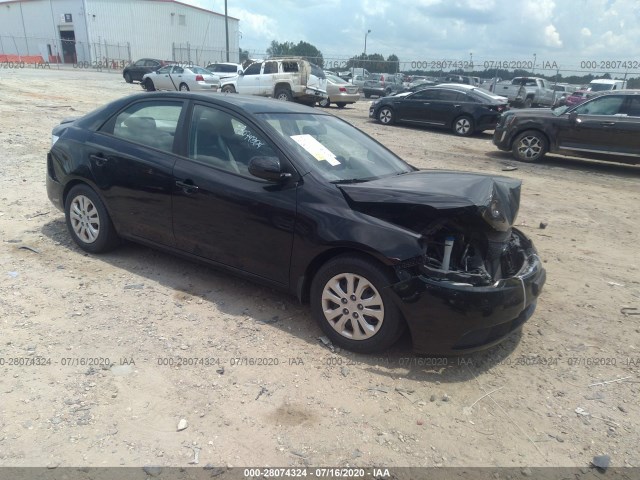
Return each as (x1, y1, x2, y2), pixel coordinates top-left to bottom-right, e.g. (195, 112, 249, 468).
(493, 90, 640, 164)
(123, 59, 174, 83)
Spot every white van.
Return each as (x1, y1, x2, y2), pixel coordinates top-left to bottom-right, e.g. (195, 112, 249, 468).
(589, 79, 627, 92)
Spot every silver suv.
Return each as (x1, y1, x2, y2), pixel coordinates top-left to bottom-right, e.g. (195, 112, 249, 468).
(219, 57, 327, 105)
(363, 73, 404, 98)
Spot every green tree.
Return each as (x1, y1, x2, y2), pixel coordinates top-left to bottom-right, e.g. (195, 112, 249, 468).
(266, 40, 324, 67)
(386, 54, 399, 74)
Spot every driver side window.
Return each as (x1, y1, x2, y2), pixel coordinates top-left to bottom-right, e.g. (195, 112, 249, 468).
(574, 96, 625, 116)
(188, 104, 278, 178)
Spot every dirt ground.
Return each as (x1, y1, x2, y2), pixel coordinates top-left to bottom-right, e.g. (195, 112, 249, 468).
(0, 67, 639, 471)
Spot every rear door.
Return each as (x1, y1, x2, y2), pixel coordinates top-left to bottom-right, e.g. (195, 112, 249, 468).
(89, 99, 187, 246)
(608, 95, 640, 161)
(260, 61, 279, 95)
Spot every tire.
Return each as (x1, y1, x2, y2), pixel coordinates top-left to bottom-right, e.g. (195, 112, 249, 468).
(64, 184, 120, 253)
(377, 106, 395, 125)
(275, 87, 293, 102)
(385, 88, 393, 96)
(318, 97, 331, 108)
(221, 85, 236, 93)
(511, 130, 548, 163)
(179, 83, 189, 92)
(453, 115, 474, 136)
(336, 102, 347, 109)
(310, 255, 405, 353)
(523, 97, 533, 108)
(144, 78, 155, 91)
(364, 92, 371, 98)
(124, 72, 132, 84)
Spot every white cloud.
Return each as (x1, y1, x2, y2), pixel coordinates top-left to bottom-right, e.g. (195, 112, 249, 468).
(544, 25, 562, 47)
(581, 27, 592, 37)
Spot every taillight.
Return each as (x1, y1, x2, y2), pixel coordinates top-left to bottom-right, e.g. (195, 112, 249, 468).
(195, 75, 204, 81)
(339, 87, 347, 92)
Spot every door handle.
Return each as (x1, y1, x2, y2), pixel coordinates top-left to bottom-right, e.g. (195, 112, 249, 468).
(600, 122, 615, 126)
(423, 102, 430, 105)
(90, 154, 108, 166)
(175, 180, 199, 193)
(454, 105, 461, 108)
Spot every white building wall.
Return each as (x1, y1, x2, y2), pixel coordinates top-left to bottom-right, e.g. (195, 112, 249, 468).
(0, 0, 239, 64)
(0, 0, 92, 62)
(85, 0, 239, 64)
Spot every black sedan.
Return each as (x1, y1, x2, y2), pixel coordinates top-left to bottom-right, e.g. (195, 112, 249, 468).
(123, 58, 175, 83)
(494, 90, 640, 164)
(47, 92, 545, 354)
(370, 84, 508, 136)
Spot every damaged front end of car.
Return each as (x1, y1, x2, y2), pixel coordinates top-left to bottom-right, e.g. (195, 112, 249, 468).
(340, 171, 546, 354)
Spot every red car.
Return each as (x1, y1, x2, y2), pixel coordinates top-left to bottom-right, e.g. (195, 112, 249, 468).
(564, 89, 601, 107)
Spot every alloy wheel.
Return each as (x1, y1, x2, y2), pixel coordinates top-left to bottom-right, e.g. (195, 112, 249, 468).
(69, 195, 100, 244)
(321, 273, 384, 340)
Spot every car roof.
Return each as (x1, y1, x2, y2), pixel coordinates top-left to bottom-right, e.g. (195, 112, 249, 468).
(429, 83, 475, 91)
(131, 92, 331, 114)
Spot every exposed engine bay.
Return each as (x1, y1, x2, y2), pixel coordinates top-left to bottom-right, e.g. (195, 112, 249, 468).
(338, 170, 531, 287)
(419, 219, 530, 286)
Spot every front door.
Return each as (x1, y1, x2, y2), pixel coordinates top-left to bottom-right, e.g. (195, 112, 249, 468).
(172, 103, 298, 285)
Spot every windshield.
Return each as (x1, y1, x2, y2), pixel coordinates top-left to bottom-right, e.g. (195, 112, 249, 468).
(258, 113, 414, 182)
(589, 83, 615, 91)
(327, 74, 348, 84)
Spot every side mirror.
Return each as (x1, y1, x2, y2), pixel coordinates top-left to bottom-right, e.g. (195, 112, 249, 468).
(238, 70, 244, 75)
(568, 111, 579, 124)
(248, 156, 291, 182)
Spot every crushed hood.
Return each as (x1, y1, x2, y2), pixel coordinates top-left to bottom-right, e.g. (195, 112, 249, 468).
(339, 170, 522, 229)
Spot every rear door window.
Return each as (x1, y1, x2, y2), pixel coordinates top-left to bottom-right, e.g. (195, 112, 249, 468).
(102, 101, 183, 153)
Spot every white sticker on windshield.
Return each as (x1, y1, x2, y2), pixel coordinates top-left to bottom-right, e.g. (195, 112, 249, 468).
(290, 134, 341, 166)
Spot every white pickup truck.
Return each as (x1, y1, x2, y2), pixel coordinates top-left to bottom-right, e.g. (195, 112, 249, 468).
(219, 57, 327, 106)
(493, 77, 555, 108)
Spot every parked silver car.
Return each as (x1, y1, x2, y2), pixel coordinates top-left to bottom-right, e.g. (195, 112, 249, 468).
(319, 74, 360, 108)
(142, 65, 220, 92)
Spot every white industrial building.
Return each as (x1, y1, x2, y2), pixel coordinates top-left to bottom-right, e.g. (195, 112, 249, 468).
(0, 0, 240, 65)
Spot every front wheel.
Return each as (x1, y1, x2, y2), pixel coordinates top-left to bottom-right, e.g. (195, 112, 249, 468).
(179, 82, 189, 91)
(318, 97, 330, 108)
(453, 115, 474, 136)
(310, 255, 405, 353)
(377, 106, 395, 125)
(144, 78, 155, 91)
(64, 184, 120, 253)
(523, 97, 533, 108)
(512, 130, 548, 162)
(221, 85, 236, 93)
(123, 72, 132, 84)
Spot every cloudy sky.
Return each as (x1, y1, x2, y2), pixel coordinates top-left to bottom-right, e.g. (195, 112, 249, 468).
(200, 0, 640, 75)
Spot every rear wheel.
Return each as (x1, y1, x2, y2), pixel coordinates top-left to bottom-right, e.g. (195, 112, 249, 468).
(364, 92, 371, 98)
(512, 130, 548, 162)
(336, 102, 347, 108)
(221, 85, 236, 93)
(523, 97, 533, 108)
(453, 115, 474, 136)
(275, 87, 293, 101)
(123, 72, 132, 83)
(144, 78, 155, 91)
(310, 255, 405, 353)
(179, 83, 189, 91)
(377, 106, 395, 125)
(64, 184, 120, 253)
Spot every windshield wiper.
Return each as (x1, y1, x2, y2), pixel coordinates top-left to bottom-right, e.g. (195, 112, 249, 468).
(331, 178, 372, 184)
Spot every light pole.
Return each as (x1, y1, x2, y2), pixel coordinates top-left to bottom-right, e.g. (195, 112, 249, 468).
(532, 53, 537, 74)
(364, 29, 371, 56)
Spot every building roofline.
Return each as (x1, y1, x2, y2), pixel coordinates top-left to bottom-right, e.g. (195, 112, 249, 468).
(0, 0, 239, 20)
